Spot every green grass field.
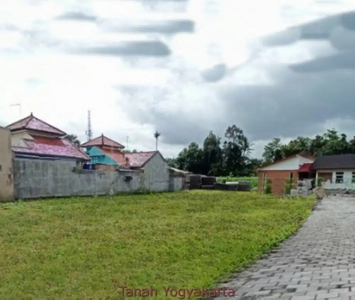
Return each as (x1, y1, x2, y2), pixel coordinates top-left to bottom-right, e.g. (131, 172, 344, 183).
(0, 191, 314, 299)
(217, 176, 258, 188)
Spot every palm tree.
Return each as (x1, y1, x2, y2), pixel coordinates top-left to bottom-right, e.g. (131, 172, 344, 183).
(154, 130, 161, 151)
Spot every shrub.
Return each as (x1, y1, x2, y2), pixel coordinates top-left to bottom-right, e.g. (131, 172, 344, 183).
(316, 178, 324, 187)
(264, 179, 272, 194)
(284, 178, 294, 195)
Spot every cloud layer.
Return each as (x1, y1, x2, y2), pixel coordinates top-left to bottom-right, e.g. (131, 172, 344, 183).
(2, 0, 355, 158)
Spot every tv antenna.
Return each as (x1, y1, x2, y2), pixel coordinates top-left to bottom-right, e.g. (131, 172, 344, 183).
(10, 103, 22, 118)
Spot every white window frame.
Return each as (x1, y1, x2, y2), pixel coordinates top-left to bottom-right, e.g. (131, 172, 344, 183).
(335, 172, 344, 183)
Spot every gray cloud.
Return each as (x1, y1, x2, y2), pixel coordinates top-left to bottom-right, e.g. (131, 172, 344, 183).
(219, 69, 355, 141)
(56, 12, 97, 22)
(104, 19, 194, 35)
(290, 51, 355, 72)
(201, 64, 227, 82)
(119, 85, 224, 145)
(118, 10, 355, 147)
(68, 41, 171, 57)
(262, 11, 355, 47)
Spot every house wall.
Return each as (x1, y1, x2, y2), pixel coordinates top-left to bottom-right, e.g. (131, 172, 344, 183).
(0, 128, 14, 200)
(260, 156, 314, 171)
(11, 131, 34, 147)
(316, 170, 355, 190)
(95, 164, 117, 171)
(258, 170, 299, 196)
(142, 153, 170, 192)
(13, 158, 183, 199)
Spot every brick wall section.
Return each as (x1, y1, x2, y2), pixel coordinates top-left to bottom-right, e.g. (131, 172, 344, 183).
(258, 170, 299, 196)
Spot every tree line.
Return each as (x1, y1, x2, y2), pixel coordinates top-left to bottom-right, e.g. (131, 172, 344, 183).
(65, 127, 355, 177)
(166, 125, 262, 177)
(167, 127, 355, 177)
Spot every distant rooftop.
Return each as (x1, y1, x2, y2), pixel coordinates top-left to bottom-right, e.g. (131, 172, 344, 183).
(12, 136, 90, 161)
(124, 151, 157, 168)
(6, 113, 66, 136)
(81, 134, 125, 149)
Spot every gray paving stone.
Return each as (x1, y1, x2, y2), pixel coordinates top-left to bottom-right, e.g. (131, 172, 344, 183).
(214, 197, 355, 299)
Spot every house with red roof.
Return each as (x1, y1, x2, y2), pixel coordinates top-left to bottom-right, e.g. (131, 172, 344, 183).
(81, 134, 171, 190)
(81, 134, 164, 171)
(257, 152, 316, 196)
(6, 113, 90, 163)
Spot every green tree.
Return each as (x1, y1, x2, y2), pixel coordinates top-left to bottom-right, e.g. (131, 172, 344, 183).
(262, 138, 282, 163)
(222, 125, 252, 176)
(165, 158, 178, 168)
(175, 142, 204, 174)
(280, 136, 311, 157)
(65, 134, 80, 147)
(201, 131, 223, 176)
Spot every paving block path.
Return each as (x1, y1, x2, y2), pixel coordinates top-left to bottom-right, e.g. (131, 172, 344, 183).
(215, 197, 355, 300)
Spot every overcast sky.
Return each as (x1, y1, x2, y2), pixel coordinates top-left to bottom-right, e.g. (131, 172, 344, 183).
(1, 0, 355, 158)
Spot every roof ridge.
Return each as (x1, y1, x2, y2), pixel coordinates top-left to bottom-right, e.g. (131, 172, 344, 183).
(29, 114, 66, 136)
(61, 137, 90, 160)
(6, 113, 66, 135)
(5, 114, 31, 128)
(102, 135, 125, 147)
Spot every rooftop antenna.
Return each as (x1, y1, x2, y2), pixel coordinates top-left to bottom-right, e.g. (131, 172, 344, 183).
(85, 110, 93, 141)
(10, 103, 22, 118)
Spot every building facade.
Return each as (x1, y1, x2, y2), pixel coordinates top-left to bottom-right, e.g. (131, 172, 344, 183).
(258, 152, 315, 196)
(0, 127, 14, 200)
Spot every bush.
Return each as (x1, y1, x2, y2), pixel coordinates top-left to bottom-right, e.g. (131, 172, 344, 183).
(284, 178, 294, 195)
(265, 179, 272, 194)
(316, 178, 324, 187)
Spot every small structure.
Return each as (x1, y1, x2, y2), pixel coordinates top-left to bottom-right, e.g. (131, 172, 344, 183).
(6, 113, 90, 163)
(169, 167, 192, 189)
(311, 154, 355, 191)
(258, 152, 315, 196)
(81, 134, 126, 170)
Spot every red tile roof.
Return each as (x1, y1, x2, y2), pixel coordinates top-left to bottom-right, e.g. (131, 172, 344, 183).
(81, 134, 125, 149)
(12, 136, 90, 161)
(298, 163, 313, 173)
(124, 151, 157, 168)
(6, 113, 66, 136)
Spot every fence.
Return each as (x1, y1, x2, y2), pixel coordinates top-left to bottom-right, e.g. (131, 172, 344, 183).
(13, 159, 184, 199)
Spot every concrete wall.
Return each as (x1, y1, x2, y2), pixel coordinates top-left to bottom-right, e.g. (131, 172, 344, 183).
(13, 158, 183, 199)
(142, 153, 170, 192)
(0, 128, 14, 200)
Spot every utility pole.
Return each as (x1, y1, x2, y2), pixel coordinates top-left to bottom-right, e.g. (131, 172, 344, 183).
(85, 110, 93, 141)
(10, 103, 22, 118)
(126, 136, 129, 151)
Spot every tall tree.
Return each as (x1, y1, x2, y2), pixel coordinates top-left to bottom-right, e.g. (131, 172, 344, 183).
(175, 142, 204, 174)
(262, 138, 282, 163)
(154, 130, 161, 151)
(201, 131, 223, 175)
(65, 134, 80, 147)
(223, 125, 252, 176)
(280, 136, 311, 157)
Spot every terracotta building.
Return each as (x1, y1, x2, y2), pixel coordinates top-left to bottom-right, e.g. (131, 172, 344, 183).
(257, 152, 315, 196)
